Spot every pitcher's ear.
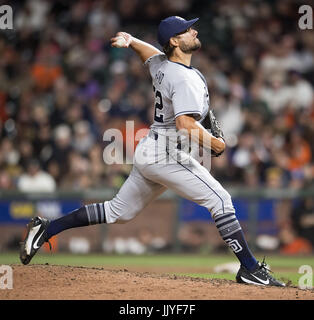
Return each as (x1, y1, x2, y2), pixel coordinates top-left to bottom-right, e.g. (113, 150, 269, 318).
(169, 37, 179, 48)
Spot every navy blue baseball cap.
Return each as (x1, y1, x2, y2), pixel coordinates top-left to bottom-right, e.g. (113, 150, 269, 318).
(157, 16, 199, 46)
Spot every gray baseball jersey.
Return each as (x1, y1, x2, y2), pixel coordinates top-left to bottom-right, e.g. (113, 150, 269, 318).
(146, 53, 209, 129)
(104, 53, 234, 224)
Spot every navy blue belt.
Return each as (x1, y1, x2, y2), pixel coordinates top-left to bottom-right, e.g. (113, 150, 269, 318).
(148, 131, 159, 140)
(149, 131, 183, 150)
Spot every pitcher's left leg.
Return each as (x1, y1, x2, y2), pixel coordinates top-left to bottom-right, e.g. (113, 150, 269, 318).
(140, 155, 258, 272)
(184, 162, 259, 272)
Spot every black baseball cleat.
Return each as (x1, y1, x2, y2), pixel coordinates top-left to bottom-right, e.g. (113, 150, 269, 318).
(20, 216, 51, 265)
(236, 259, 285, 287)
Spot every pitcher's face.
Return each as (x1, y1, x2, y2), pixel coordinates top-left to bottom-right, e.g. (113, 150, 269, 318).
(175, 27, 201, 53)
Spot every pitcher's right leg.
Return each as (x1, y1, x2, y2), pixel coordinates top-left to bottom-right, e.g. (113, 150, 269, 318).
(104, 166, 166, 224)
(20, 166, 165, 265)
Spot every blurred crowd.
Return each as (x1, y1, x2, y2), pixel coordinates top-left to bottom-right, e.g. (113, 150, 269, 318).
(0, 0, 313, 192)
(0, 0, 313, 253)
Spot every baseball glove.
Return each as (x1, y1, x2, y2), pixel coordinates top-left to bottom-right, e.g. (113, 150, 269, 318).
(201, 109, 225, 157)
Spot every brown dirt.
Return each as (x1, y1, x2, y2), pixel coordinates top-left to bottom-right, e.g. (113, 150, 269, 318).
(0, 264, 313, 300)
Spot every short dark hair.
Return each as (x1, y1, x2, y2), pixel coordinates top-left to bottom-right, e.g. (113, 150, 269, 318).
(162, 41, 175, 58)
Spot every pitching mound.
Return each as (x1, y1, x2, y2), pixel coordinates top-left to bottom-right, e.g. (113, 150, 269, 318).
(1, 264, 313, 300)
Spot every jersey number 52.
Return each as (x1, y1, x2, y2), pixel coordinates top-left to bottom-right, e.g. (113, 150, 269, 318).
(153, 86, 164, 123)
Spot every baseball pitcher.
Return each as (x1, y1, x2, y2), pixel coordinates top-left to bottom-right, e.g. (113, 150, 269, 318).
(20, 16, 285, 287)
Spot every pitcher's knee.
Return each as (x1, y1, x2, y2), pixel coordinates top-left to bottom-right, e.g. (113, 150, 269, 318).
(104, 200, 139, 224)
(206, 189, 235, 219)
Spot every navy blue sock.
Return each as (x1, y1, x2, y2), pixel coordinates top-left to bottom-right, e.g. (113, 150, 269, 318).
(214, 212, 258, 271)
(46, 203, 106, 239)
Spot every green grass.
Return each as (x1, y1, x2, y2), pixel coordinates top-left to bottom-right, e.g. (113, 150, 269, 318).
(0, 252, 238, 267)
(174, 272, 301, 286)
(1, 252, 313, 286)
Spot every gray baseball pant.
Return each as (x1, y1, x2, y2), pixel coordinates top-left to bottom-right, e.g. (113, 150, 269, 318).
(104, 134, 235, 224)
